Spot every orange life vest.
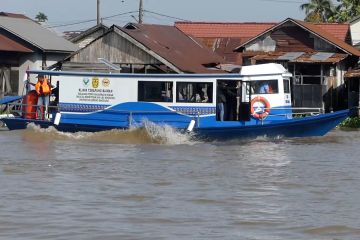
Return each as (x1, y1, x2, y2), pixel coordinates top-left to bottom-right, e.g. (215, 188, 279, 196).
(35, 78, 51, 96)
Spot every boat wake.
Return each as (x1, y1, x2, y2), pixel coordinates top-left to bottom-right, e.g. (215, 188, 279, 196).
(23, 122, 195, 145)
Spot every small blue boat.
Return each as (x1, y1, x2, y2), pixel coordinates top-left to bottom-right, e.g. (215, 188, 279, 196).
(0, 63, 350, 140)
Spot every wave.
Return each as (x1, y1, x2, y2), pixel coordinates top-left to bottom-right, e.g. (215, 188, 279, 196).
(24, 122, 195, 145)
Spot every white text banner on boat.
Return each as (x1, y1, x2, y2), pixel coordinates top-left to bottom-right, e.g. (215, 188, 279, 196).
(57, 75, 137, 106)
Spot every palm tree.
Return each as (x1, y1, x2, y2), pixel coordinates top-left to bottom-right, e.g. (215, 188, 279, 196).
(35, 12, 48, 22)
(332, 0, 360, 22)
(300, 0, 334, 22)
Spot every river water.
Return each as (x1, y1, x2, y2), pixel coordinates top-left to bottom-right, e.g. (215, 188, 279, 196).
(0, 125, 360, 240)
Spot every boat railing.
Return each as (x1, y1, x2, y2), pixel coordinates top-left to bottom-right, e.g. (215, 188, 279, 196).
(2, 102, 326, 128)
(3, 102, 60, 120)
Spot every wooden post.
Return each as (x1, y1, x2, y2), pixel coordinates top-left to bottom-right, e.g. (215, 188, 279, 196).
(139, 0, 143, 24)
(97, 0, 100, 25)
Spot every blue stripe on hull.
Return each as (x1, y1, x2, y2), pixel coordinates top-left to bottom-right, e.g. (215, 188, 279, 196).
(195, 110, 349, 140)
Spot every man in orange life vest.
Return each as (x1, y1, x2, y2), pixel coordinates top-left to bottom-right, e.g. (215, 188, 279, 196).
(34, 74, 51, 119)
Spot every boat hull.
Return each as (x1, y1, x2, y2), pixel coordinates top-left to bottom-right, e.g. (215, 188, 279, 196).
(195, 110, 350, 140)
(0, 109, 350, 140)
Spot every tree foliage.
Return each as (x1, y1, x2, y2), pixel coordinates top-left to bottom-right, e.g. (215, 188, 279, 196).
(301, 0, 360, 22)
(35, 12, 48, 22)
(300, 0, 334, 22)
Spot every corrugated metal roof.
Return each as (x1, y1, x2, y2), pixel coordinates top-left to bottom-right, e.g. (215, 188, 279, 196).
(0, 12, 29, 19)
(251, 52, 347, 63)
(294, 19, 360, 57)
(236, 18, 360, 57)
(0, 16, 78, 52)
(175, 22, 276, 38)
(310, 52, 334, 61)
(175, 21, 350, 42)
(120, 23, 225, 73)
(277, 52, 304, 60)
(0, 33, 33, 52)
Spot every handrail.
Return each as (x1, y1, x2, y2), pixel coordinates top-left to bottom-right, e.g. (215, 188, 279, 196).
(3, 102, 326, 124)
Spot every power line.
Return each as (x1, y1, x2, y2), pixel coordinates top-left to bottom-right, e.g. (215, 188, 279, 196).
(48, 10, 138, 28)
(102, 10, 139, 20)
(143, 10, 190, 22)
(48, 19, 97, 28)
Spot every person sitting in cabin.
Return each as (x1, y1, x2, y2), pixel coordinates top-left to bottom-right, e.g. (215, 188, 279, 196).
(34, 74, 52, 120)
(259, 81, 272, 94)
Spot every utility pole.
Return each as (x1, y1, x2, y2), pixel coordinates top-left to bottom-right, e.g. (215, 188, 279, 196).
(138, 0, 143, 24)
(97, 0, 100, 25)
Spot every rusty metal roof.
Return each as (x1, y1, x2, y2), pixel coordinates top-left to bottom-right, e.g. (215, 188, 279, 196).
(236, 18, 360, 57)
(345, 68, 360, 78)
(175, 22, 276, 38)
(175, 21, 350, 42)
(0, 33, 33, 52)
(251, 51, 347, 63)
(0, 12, 30, 19)
(120, 23, 225, 73)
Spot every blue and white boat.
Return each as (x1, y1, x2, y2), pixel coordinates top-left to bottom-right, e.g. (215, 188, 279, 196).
(0, 63, 350, 140)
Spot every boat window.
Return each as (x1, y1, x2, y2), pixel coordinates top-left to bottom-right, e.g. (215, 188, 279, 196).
(138, 81, 173, 102)
(283, 79, 290, 93)
(251, 80, 278, 94)
(176, 82, 213, 103)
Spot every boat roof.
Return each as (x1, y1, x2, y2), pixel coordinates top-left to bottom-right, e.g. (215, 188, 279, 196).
(29, 63, 291, 79)
(28, 70, 243, 79)
(240, 63, 290, 76)
(0, 96, 21, 104)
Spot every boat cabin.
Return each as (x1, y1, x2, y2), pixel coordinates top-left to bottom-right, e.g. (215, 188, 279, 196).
(21, 63, 292, 125)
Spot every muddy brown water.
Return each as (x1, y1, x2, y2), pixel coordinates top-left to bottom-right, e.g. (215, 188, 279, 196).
(0, 125, 360, 240)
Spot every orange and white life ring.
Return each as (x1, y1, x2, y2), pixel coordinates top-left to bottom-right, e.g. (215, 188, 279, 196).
(251, 96, 271, 119)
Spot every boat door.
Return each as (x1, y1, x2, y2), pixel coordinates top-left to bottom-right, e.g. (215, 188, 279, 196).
(216, 80, 251, 121)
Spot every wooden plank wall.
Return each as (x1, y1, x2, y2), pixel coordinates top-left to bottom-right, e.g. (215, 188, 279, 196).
(246, 25, 338, 53)
(70, 31, 161, 65)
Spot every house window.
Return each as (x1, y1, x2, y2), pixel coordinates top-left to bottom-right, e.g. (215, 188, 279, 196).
(251, 80, 278, 94)
(176, 82, 213, 103)
(138, 81, 173, 102)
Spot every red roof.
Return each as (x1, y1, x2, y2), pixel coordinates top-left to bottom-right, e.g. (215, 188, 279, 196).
(315, 23, 350, 42)
(175, 22, 276, 38)
(236, 18, 360, 57)
(121, 24, 225, 73)
(0, 33, 33, 52)
(175, 21, 350, 42)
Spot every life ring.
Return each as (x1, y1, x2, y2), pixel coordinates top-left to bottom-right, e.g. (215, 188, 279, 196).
(251, 96, 271, 119)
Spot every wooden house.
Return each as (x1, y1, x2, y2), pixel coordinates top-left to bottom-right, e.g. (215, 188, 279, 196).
(234, 18, 360, 112)
(64, 24, 109, 49)
(176, 19, 356, 111)
(56, 23, 225, 74)
(0, 12, 78, 97)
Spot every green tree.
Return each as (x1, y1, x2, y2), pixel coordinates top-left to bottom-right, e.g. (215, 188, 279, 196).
(330, 0, 360, 22)
(35, 12, 48, 22)
(300, 0, 334, 22)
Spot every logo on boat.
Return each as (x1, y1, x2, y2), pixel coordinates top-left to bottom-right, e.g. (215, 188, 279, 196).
(102, 78, 110, 87)
(82, 78, 90, 87)
(92, 77, 99, 88)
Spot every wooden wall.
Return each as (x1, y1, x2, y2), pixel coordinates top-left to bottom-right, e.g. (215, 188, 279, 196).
(70, 31, 162, 65)
(245, 24, 337, 53)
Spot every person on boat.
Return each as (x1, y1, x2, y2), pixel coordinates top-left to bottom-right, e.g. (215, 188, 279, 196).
(259, 81, 273, 94)
(34, 74, 52, 119)
(217, 83, 227, 121)
(259, 82, 270, 94)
